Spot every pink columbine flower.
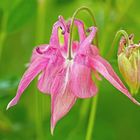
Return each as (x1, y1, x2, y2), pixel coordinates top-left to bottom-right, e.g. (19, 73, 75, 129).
(7, 16, 140, 134)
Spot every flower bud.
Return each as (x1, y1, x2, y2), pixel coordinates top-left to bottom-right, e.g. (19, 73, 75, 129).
(118, 35, 140, 95)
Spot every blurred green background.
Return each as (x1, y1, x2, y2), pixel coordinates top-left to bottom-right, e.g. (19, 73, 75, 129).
(0, 0, 140, 139)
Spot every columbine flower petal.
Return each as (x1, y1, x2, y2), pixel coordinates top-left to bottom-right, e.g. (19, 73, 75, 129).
(38, 51, 65, 94)
(51, 60, 76, 134)
(79, 26, 97, 54)
(49, 17, 66, 48)
(74, 19, 86, 43)
(51, 86, 76, 135)
(71, 62, 98, 98)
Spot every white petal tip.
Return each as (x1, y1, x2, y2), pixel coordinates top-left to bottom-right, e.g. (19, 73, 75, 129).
(6, 102, 12, 110)
(6, 99, 17, 110)
(51, 127, 54, 136)
(133, 99, 140, 106)
(6, 105, 10, 110)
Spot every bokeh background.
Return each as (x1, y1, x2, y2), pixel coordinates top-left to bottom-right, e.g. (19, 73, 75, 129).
(0, 0, 140, 139)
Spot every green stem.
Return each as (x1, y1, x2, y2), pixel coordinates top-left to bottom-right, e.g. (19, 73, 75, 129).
(0, 32, 6, 60)
(36, 0, 46, 44)
(35, 0, 46, 139)
(79, 99, 91, 122)
(68, 6, 98, 60)
(0, 12, 8, 61)
(107, 30, 129, 59)
(85, 94, 99, 140)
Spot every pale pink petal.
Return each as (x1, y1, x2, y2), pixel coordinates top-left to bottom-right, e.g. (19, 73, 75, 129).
(37, 66, 50, 94)
(67, 19, 86, 43)
(80, 26, 97, 51)
(37, 61, 63, 94)
(60, 19, 85, 57)
(51, 87, 76, 134)
(59, 16, 69, 48)
(7, 57, 48, 110)
(60, 41, 79, 59)
(76, 27, 97, 57)
(90, 45, 101, 80)
(72, 41, 79, 56)
(31, 45, 49, 60)
(90, 45, 99, 56)
(59, 18, 86, 57)
(92, 69, 102, 81)
(49, 17, 66, 48)
(50, 63, 76, 134)
(37, 50, 65, 94)
(50, 63, 67, 95)
(89, 55, 140, 105)
(71, 62, 98, 98)
(31, 44, 58, 63)
(76, 44, 99, 58)
(74, 19, 86, 43)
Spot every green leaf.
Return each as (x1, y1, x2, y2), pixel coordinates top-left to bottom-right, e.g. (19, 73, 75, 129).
(6, 0, 37, 33)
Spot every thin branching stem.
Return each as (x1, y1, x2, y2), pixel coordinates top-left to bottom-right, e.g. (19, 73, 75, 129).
(107, 30, 129, 58)
(68, 6, 99, 60)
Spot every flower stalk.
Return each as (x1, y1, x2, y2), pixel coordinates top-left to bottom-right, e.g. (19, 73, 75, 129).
(0, 13, 8, 61)
(68, 6, 98, 60)
(85, 93, 99, 140)
(107, 30, 130, 58)
(0, 32, 6, 60)
(35, 0, 46, 139)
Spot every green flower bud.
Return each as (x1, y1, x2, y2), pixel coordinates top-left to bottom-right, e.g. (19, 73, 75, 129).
(118, 35, 140, 95)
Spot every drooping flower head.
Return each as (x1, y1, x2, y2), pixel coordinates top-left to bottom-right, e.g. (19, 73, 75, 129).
(118, 34, 140, 95)
(7, 14, 140, 134)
